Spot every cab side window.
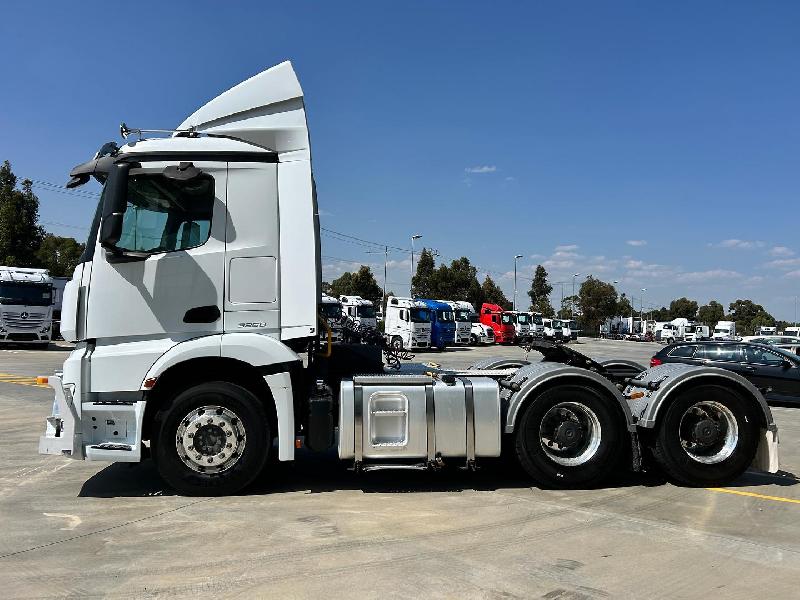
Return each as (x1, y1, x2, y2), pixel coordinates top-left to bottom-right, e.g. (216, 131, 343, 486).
(669, 345, 696, 358)
(696, 345, 739, 362)
(745, 346, 786, 366)
(116, 173, 215, 254)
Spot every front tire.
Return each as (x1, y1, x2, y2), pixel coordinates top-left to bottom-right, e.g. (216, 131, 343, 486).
(153, 381, 270, 496)
(650, 385, 758, 486)
(515, 385, 625, 488)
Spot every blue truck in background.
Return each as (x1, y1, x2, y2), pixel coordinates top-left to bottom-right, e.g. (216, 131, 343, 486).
(420, 299, 457, 350)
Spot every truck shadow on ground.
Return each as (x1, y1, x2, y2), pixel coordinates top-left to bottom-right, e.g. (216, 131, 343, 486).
(77, 450, 799, 499)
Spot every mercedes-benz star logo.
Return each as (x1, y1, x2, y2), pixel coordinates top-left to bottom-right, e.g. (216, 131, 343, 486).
(20, 312, 28, 319)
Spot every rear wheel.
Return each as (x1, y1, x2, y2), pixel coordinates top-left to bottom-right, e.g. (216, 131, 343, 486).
(650, 385, 758, 486)
(515, 385, 625, 488)
(470, 334, 478, 346)
(153, 381, 270, 496)
(390, 336, 404, 350)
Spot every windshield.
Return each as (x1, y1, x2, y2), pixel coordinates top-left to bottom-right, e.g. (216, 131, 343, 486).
(685, 326, 696, 333)
(715, 328, 729, 334)
(568, 320, 577, 328)
(410, 307, 431, 323)
(533, 315, 543, 325)
(358, 305, 376, 319)
(517, 314, 529, 324)
(320, 303, 342, 320)
(501, 314, 513, 325)
(454, 309, 471, 322)
(0, 282, 53, 306)
(437, 309, 454, 322)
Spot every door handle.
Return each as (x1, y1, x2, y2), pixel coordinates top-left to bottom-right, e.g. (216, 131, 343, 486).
(183, 305, 221, 323)
(742, 366, 756, 372)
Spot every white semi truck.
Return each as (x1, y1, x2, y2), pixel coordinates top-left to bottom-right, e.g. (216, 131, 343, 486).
(0, 266, 54, 347)
(319, 294, 344, 343)
(508, 311, 532, 342)
(39, 62, 778, 495)
(713, 320, 737, 340)
(384, 296, 431, 350)
(440, 300, 473, 346)
(340, 295, 377, 331)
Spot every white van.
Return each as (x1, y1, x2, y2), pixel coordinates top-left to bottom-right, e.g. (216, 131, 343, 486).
(384, 296, 431, 349)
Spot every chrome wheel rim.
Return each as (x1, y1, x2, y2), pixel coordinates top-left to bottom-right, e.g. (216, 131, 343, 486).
(176, 405, 246, 473)
(539, 402, 602, 466)
(678, 400, 738, 464)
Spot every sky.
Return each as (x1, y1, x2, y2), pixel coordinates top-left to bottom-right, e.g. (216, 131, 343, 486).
(1, 2, 798, 319)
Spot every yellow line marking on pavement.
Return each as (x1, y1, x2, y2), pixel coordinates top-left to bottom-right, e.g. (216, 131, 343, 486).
(0, 372, 49, 388)
(707, 487, 800, 505)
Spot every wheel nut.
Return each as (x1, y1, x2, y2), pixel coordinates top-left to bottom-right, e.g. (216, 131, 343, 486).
(226, 443, 232, 448)
(206, 418, 213, 424)
(226, 430, 233, 437)
(196, 455, 202, 460)
(218, 453, 225, 458)
(195, 422, 201, 428)
(187, 432, 194, 438)
(207, 457, 214, 463)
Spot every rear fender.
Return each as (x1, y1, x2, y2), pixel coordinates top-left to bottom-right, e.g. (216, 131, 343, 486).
(503, 362, 636, 434)
(626, 363, 774, 430)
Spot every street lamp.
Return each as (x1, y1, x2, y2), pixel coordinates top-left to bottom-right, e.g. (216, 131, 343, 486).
(366, 245, 389, 307)
(513, 254, 523, 310)
(640, 288, 647, 333)
(410, 234, 422, 295)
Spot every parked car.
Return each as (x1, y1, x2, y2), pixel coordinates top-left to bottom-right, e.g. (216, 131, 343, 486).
(741, 335, 800, 345)
(651, 341, 800, 404)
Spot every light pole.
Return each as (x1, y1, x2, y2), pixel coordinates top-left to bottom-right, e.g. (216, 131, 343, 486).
(366, 245, 389, 307)
(410, 234, 422, 295)
(640, 288, 647, 333)
(572, 273, 581, 317)
(513, 254, 523, 310)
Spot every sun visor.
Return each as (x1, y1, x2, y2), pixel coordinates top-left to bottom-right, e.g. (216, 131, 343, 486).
(175, 61, 309, 155)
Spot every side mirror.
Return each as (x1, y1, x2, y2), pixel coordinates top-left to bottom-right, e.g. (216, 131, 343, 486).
(100, 162, 131, 249)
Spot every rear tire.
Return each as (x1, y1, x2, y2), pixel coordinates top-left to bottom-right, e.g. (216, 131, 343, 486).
(515, 385, 625, 488)
(153, 381, 270, 496)
(650, 385, 758, 486)
(391, 336, 403, 350)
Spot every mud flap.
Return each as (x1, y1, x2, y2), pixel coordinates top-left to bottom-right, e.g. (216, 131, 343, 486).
(752, 427, 779, 473)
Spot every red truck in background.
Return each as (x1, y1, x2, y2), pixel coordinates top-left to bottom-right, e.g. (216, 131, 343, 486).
(480, 303, 516, 344)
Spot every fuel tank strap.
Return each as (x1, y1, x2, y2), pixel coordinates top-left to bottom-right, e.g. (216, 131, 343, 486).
(425, 384, 435, 463)
(353, 382, 364, 464)
(459, 378, 476, 467)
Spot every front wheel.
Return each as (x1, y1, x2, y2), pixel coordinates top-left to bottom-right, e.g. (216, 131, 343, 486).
(649, 385, 758, 486)
(390, 336, 404, 350)
(153, 381, 270, 496)
(515, 386, 625, 488)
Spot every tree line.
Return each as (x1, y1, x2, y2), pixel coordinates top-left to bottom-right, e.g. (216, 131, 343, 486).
(327, 245, 784, 337)
(0, 161, 85, 277)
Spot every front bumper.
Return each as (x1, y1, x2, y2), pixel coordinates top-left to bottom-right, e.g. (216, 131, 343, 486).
(39, 373, 145, 462)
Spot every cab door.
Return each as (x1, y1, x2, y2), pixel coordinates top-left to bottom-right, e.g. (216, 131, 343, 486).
(85, 161, 227, 391)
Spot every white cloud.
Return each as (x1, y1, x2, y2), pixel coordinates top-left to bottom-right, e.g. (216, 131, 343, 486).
(504, 176, 516, 182)
(766, 257, 800, 269)
(529, 253, 545, 260)
(710, 239, 766, 249)
(769, 246, 795, 257)
(785, 270, 800, 279)
(464, 165, 497, 174)
(626, 240, 647, 247)
(675, 270, 742, 283)
(554, 244, 579, 252)
(386, 258, 411, 269)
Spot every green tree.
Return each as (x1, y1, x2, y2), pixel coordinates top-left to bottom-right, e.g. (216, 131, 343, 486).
(411, 248, 436, 298)
(697, 300, 725, 329)
(481, 275, 510, 309)
(617, 293, 634, 319)
(321, 281, 332, 295)
(558, 295, 578, 319)
(669, 297, 698, 320)
(650, 306, 671, 321)
(528, 264, 554, 316)
(35, 234, 85, 277)
(728, 299, 775, 336)
(0, 161, 44, 266)
(329, 265, 383, 306)
(431, 257, 483, 308)
(578, 276, 618, 335)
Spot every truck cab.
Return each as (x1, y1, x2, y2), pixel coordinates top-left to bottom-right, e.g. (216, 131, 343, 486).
(480, 303, 515, 344)
(555, 319, 571, 343)
(319, 294, 344, 343)
(508, 311, 532, 342)
(0, 266, 54, 347)
(439, 300, 474, 345)
(384, 296, 431, 350)
(683, 324, 710, 342)
(756, 326, 777, 336)
(542, 317, 559, 342)
(420, 299, 456, 350)
(713, 320, 737, 340)
(340, 296, 377, 330)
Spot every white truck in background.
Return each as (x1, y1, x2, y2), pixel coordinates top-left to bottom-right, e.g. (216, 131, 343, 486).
(340, 295, 377, 330)
(683, 324, 710, 342)
(38, 61, 778, 496)
(384, 296, 431, 350)
(756, 326, 777, 336)
(319, 294, 344, 343)
(713, 320, 737, 340)
(0, 266, 54, 348)
(440, 300, 474, 345)
(508, 311, 532, 341)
